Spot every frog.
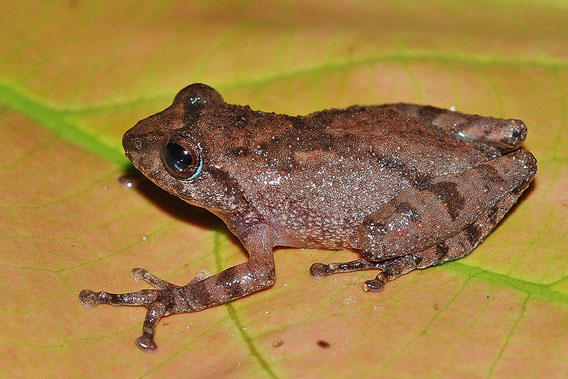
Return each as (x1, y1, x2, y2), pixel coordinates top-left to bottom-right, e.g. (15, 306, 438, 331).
(79, 83, 537, 351)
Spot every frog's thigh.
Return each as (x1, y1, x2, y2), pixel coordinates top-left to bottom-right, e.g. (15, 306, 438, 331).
(379, 187, 527, 281)
(311, 181, 528, 290)
(382, 103, 526, 152)
(351, 149, 537, 261)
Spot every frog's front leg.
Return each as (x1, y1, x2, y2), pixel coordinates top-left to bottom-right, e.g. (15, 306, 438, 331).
(79, 226, 275, 352)
(312, 148, 536, 291)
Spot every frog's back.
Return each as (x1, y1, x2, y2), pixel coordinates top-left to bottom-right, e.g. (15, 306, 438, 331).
(215, 105, 498, 249)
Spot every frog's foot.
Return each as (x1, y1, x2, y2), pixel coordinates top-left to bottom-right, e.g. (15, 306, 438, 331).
(310, 259, 380, 278)
(310, 260, 388, 292)
(310, 259, 387, 291)
(311, 180, 530, 292)
(309, 255, 417, 292)
(79, 268, 186, 351)
(382, 103, 527, 152)
(79, 286, 173, 351)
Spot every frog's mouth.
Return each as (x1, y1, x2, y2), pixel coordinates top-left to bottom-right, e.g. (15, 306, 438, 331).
(124, 150, 133, 161)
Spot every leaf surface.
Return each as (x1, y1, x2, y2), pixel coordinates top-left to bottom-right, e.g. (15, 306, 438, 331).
(1, 1, 567, 377)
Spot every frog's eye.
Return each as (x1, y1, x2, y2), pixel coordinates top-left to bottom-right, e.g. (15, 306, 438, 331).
(162, 136, 203, 180)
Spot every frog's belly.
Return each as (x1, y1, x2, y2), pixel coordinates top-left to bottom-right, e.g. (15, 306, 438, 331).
(259, 156, 498, 250)
(261, 173, 404, 250)
(270, 209, 363, 250)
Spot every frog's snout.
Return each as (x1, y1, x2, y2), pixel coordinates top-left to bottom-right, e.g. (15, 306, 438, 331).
(122, 130, 133, 152)
(122, 130, 144, 156)
(122, 132, 142, 166)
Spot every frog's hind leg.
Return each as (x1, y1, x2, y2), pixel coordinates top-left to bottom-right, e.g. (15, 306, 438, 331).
(381, 103, 526, 153)
(311, 172, 532, 292)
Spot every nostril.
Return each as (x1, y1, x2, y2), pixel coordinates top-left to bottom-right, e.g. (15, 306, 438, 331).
(122, 132, 143, 152)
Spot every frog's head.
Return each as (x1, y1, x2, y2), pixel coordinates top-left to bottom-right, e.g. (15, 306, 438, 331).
(122, 83, 243, 214)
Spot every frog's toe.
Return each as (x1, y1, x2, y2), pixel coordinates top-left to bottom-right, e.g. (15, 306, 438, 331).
(78, 288, 161, 307)
(362, 279, 384, 292)
(310, 259, 382, 278)
(79, 289, 101, 308)
(136, 335, 158, 352)
(133, 302, 168, 352)
(131, 268, 147, 281)
(131, 268, 177, 289)
(362, 272, 387, 292)
(310, 263, 329, 278)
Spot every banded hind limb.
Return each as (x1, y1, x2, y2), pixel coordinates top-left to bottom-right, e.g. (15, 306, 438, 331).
(311, 148, 536, 291)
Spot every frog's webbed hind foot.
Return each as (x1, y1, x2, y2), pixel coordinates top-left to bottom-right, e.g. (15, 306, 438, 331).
(310, 259, 380, 278)
(310, 259, 386, 291)
(79, 268, 209, 308)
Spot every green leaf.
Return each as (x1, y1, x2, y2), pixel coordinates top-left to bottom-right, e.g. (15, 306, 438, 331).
(1, 1, 567, 377)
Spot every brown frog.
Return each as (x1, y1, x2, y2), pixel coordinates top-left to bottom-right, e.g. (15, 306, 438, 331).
(79, 83, 537, 351)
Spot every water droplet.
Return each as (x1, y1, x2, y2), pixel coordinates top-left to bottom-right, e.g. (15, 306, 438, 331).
(118, 173, 144, 189)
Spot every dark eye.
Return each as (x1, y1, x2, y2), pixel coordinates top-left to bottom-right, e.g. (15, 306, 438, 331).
(165, 143, 192, 171)
(162, 136, 202, 179)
